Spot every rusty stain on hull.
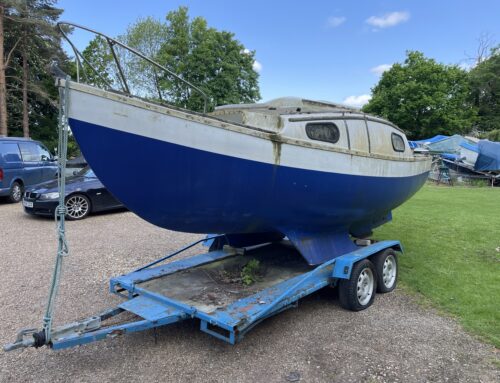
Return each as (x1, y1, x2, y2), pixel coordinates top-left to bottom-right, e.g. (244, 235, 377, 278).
(270, 134, 282, 166)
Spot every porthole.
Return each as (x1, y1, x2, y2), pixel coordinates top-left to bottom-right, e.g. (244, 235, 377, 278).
(391, 133, 405, 152)
(305, 122, 340, 144)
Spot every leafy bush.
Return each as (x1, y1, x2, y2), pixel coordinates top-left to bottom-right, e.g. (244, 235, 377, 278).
(484, 129, 500, 142)
(241, 259, 261, 285)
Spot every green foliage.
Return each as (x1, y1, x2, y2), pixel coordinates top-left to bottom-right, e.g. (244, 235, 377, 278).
(157, 6, 261, 110)
(374, 185, 500, 347)
(3, 0, 69, 153)
(79, 7, 261, 112)
(469, 47, 500, 132)
(482, 129, 500, 142)
(80, 35, 115, 88)
(467, 178, 489, 188)
(363, 51, 476, 139)
(241, 259, 261, 285)
(119, 17, 169, 100)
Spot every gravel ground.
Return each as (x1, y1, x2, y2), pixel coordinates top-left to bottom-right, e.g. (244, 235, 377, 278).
(0, 202, 498, 383)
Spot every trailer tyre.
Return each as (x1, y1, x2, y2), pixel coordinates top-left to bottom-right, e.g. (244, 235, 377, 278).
(372, 249, 398, 293)
(338, 259, 376, 311)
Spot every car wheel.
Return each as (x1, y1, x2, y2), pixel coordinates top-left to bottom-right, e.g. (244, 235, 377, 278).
(8, 181, 23, 203)
(338, 259, 376, 311)
(65, 194, 91, 220)
(372, 249, 398, 293)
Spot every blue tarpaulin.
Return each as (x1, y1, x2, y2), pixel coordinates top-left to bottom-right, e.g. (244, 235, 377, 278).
(459, 142, 479, 153)
(475, 141, 500, 171)
(418, 135, 448, 144)
(441, 153, 460, 161)
(409, 135, 448, 149)
(427, 135, 473, 153)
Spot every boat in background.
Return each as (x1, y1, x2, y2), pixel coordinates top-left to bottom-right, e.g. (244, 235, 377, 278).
(57, 23, 431, 265)
(410, 134, 500, 186)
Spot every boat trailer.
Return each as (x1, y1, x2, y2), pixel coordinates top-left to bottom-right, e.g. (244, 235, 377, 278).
(5, 238, 401, 351)
(4, 75, 402, 352)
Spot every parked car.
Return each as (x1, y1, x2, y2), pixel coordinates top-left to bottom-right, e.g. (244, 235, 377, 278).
(23, 167, 124, 220)
(0, 137, 58, 202)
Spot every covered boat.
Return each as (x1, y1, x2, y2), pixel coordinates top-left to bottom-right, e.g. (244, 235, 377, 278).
(58, 23, 431, 265)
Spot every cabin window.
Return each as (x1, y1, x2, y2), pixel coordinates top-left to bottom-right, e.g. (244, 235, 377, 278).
(305, 122, 340, 144)
(391, 133, 405, 152)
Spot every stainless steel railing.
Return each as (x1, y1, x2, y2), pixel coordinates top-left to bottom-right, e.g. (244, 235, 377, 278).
(57, 22, 209, 113)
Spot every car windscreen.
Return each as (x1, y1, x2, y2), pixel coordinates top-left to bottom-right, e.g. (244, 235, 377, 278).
(75, 167, 96, 178)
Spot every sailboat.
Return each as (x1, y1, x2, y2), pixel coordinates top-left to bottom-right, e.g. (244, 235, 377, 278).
(58, 23, 431, 265)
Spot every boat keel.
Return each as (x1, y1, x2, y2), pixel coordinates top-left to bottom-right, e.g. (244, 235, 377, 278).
(285, 230, 358, 265)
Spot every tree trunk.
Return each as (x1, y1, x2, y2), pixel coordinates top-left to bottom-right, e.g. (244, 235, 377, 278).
(0, 5, 8, 136)
(22, 32, 29, 138)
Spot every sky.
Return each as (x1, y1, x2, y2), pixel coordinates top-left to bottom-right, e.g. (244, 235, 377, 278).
(58, 0, 500, 107)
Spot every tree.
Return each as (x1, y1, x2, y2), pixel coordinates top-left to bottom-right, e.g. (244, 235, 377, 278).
(157, 7, 260, 111)
(80, 35, 115, 88)
(79, 7, 260, 112)
(79, 19, 168, 97)
(1, 0, 67, 142)
(483, 129, 500, 142)
(79, 8, 261, 112)
(119, 17, 169, 100)
(468, 46, 500, 133)
(0, 1, 22, 136)
(0, 4, 7, 136)
(363, 51, 476, 139)
(465, 32, 496, 66)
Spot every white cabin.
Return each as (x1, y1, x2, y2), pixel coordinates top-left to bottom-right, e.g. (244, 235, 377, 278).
(211, 98, 412, 160)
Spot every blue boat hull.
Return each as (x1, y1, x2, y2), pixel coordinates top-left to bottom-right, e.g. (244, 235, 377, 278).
(69, 117, 428, 263)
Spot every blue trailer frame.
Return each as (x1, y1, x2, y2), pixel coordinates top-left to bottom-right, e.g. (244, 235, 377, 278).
(4, 239, 402, 351)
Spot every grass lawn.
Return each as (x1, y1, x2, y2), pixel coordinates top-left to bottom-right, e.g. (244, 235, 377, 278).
(373, 184, 500, 347)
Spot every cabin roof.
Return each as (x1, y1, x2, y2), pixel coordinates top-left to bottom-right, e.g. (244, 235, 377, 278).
(210, 97, 401, 132)
(214, 97, 361, 116)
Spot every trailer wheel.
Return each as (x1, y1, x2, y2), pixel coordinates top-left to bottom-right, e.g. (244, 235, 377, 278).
(338, 259, 376, 311)
(372, 249, 398, 293)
